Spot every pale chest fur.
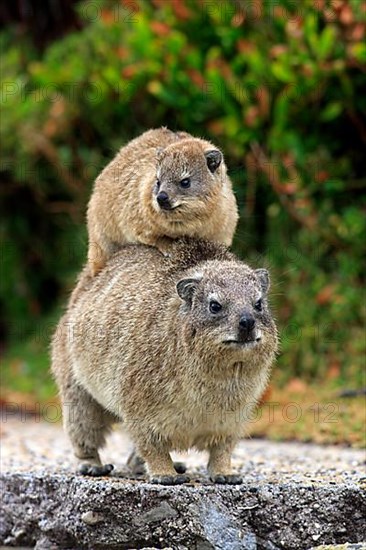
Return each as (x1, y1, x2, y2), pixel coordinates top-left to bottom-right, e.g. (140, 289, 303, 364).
(146, 357, 270, 450)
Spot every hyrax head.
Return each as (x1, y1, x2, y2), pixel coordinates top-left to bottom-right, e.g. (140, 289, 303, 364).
(176, 261, 275, 352)
(152, 140, 224, 217)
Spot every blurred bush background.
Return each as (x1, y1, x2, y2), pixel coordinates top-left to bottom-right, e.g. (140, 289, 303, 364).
(1, 0, 365, 444)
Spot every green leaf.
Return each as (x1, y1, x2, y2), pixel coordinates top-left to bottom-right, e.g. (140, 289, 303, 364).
(318, 26, 336, 61)
(271, 62, 294, 83)
(351, 43, 366, 63)
(320, 102, 343, 121)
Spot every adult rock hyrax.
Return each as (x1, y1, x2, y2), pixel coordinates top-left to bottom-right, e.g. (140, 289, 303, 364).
(87, 127, 238, 275)
(51, 239, 278, 484)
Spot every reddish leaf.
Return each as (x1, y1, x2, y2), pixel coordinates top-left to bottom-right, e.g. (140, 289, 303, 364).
(277, 182, 297, 195)
(286, 378, 308, 393)
(340, 4, 354, 25)
(121, 66, 137, 78)
(171, 0, 191, 20)
(315, 170, 329, 183)
(316, 284, 337, 305)
(237, 39, 254, 54)
(187, 69, 205, 88)
(150, 22, 170, 36)
(101, 10, 114, 25)
(244, 106, 260, 127)
(207, 120, 225, 135)
(270, 45, 288, 58)
(326, 362, 341, 379)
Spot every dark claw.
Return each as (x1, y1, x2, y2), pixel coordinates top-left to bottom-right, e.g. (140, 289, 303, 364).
(89, 466, 103, 477)
(175, 474, 190, 484)
(174, 461, 187, 474)
(211, 474, 225, 484)
(79, 463, 91, 475)
(150, 474, 190, 485)
(210, 474, 243, 485)
(79, 463, 114, 477)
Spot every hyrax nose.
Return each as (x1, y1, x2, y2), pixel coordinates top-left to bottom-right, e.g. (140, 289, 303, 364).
(239, 315, 255, 332)
(157, 191, 170, 207)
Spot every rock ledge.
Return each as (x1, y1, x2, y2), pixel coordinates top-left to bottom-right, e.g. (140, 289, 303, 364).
(1, 418, 365, 549)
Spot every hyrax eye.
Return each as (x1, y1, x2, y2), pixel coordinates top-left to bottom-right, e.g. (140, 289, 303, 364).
(254, 299, 262, 311)
(209, 300, 222, 314)
(156, 179, 161, 190)
(180, 177, 191, 188)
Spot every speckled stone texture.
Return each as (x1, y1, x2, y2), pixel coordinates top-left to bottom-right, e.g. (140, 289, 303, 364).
(0, 418, 365, 549)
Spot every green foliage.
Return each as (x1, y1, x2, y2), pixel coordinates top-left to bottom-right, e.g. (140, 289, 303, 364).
(1, 0, 365, 388)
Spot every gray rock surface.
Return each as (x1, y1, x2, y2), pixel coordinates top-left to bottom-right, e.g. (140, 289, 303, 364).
(0, 417, 365, 549)
(311, 545, 366, 549)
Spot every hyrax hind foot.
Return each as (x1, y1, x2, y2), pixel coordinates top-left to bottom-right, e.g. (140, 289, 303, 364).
(150, 474, 190, 485)
(127, 449, 187, 476)
(79, 463, 114, 477)
(133, 440, 190, 484)
(207, 439, 242, 484)
(210, 474, 243, 485)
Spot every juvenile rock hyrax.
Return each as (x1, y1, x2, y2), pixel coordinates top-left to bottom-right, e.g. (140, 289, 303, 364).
(51, 239, 277, 484)
(87, 128, 238, 275)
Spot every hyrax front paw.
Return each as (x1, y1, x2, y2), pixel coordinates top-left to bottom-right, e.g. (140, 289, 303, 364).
(79, 463, 114, 477)
(150, 474, 190, 485)
(210, 474, 243, 485)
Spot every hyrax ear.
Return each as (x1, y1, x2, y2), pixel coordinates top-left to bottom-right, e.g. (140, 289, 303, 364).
(255, 269, 270, 294)
(176, 275, 203, 305)
(205, 150, 222, 173)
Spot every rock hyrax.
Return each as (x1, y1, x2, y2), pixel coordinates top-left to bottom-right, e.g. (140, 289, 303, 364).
(87, 128, 238, 275)
(51, 239, 277, 484)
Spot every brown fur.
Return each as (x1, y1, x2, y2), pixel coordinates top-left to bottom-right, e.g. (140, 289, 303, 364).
(51, 239, 278, 484)
(87, 128, 238, 275)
